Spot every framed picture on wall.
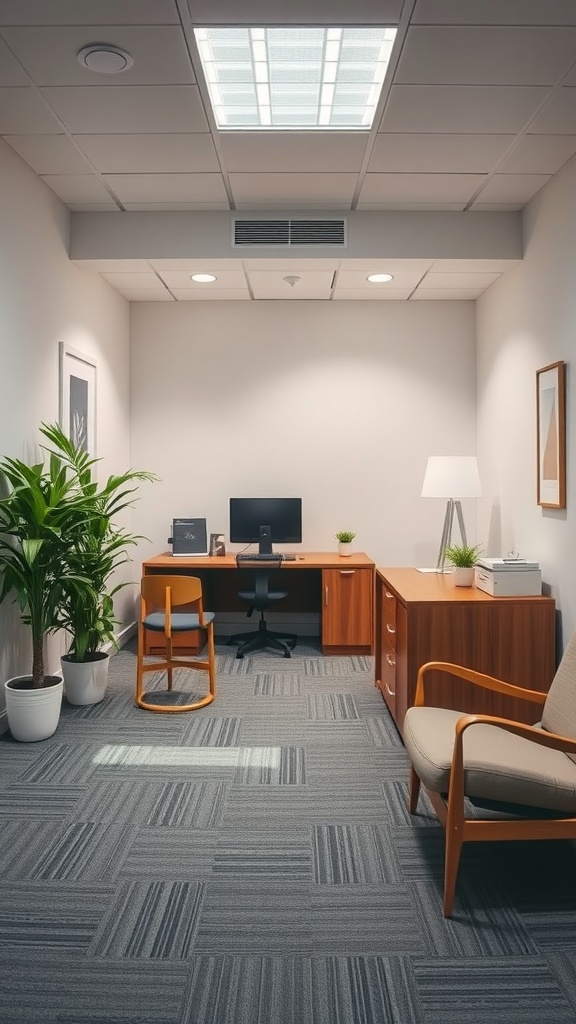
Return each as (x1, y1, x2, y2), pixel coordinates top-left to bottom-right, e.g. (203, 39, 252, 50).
(536, 360, 566, 508)
(59, 343, 97, 458)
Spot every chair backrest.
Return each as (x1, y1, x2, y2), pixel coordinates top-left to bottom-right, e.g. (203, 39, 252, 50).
(235, 554, 285, 610)
(541, 630, 576, 737)
(140, 574, 206, 622)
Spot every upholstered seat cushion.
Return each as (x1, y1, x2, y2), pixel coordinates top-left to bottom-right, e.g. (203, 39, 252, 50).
(144, 611, 215, 632)
(403, 706, 576, 814)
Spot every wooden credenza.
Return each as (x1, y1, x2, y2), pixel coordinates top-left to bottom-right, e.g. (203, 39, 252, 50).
(142, 551, 375, 656)
(375, 567, 556, 735)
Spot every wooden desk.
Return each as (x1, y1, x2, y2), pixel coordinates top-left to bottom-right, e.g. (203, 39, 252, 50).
(142, 551, 375, 655)
(375, 567, 556, 735)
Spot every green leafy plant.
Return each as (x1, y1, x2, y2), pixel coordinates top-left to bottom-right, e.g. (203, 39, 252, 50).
(443, 542, 483, 568)
(0, 422, 156, 686)
(335, 530, 356, 544)
(39, 423, 156, 664)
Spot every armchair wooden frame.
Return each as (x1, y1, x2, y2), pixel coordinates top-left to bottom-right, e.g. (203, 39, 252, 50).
(408, 661, 576, 917)
(136, 574, 216, 713)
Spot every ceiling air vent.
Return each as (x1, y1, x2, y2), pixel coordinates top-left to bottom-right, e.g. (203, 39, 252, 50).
(233, 218, 346, 247)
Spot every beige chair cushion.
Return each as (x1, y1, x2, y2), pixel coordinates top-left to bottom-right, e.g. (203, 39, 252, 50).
(541, 629, 576, 740)
(404, 705, 576, 814)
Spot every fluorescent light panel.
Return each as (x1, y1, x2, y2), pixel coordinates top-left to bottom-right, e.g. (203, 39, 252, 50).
(194, 26, 397, 129)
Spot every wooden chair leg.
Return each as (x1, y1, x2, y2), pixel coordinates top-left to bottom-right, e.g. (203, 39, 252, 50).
(136, 621, 145, 702)
(408, 765, 421, 814)
(443, 823, 463, 918)
(166, 637, 173, 689)
(207, 623, 216, 695)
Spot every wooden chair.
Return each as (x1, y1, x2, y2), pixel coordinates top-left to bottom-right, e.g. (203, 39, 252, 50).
(136, 575, 216, 712)
(403, 631, 576, 917)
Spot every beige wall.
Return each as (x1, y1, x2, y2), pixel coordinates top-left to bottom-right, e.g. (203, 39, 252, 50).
(0, 139, 133, 708)
(129, 298, 477, 569)
(476, 154, 576, 648)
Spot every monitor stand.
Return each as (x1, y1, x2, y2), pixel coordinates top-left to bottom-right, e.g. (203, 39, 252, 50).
(259, 524, 272, 555)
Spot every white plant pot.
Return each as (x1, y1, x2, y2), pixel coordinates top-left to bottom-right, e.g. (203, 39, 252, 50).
(61, 651, 110, 706)
(452, 567, 475, 587)
(4, 675, 63, 742)
(338, 542, 353, 557)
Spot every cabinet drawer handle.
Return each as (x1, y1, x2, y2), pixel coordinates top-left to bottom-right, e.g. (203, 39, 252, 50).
(385, 590, 393, 598)
(384, 681, 396, 697)
(325, 586, 328, 606)
(339, 570, 355, 575)
(386, 623, 396, 635)
(385, 653, 396, 667)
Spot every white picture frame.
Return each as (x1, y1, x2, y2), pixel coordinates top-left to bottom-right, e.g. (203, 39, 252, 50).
(59, 343, 97, 458)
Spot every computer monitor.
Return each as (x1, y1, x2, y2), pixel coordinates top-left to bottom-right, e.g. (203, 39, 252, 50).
(229, 497, 302, 554)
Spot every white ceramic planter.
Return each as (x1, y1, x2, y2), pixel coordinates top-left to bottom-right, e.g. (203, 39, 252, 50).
(4, 675, 63, 742)
(338, 542, 353, 557)
(452, 567, 475, 587)
(61, 652, 110, 705)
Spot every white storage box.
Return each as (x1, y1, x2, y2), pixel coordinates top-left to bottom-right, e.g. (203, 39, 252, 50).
(475, 566, 542, 596)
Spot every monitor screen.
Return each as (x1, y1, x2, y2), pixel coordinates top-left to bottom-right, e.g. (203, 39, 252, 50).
(229, 497, 302, 551)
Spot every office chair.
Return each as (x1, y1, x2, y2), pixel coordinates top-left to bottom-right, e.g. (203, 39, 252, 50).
(136, 574, 216, 712)
(228, 554, 297, 659)
(404, 631, 576, 917)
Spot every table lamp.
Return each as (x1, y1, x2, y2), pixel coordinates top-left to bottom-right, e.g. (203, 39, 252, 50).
(421, 455, 482, 571)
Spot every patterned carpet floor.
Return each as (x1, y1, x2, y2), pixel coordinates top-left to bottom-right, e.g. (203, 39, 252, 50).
(1, 641, 576, 1023)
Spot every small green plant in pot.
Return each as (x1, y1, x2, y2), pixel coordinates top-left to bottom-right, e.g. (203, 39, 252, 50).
(335, 530, 356, 556)
(444, 542, 483, 587)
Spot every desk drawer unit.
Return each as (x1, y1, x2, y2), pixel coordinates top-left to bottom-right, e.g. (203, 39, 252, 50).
(321, 567, 373, 654)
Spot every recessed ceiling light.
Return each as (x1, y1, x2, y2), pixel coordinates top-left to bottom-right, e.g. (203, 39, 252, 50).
(367, 273, 394, 283)
(77, 44, 134, 74)
(190, 273, 217, 283)
(194, 26, 397, 130)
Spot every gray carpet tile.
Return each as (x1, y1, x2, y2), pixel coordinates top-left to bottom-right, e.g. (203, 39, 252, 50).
(3, 643, 576, 1022)
(118, 826, 219, 881)
(213, 828, 311, 879)
(312, 824, 403, 885)
(90, 879, 206, 958)
(413, 957, 576, 1023)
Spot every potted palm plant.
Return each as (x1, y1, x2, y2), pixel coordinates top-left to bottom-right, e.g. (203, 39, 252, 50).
(444, 542, 483, 587)
(0, 425, 97, 740)
(335, 530, 356, 556)
(39, 424, 156, 706)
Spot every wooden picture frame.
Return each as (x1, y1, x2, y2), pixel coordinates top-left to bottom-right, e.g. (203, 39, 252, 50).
(537, 360, 566, 508)
(59, 343, 97, 458)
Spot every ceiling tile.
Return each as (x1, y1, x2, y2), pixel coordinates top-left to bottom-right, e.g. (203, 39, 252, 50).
(529, 87, 576, 134)
(186, 0, 404, 24)
(333, 287, 413, 300)
(380, 85, 550, 134)
(248, 270, 334, 299)
(475, 173, 551, 203)
(229, 173, 357, 206)
(336, 269, 423, 288)
(1, 26, 195, 86)
(411, 0, 576, 26)
(123, 202, 230, 211)
(431, 259, 520, 273)
(411, 288, 479, 299)
(157, 270, 247, 288)
(422, 272, 501, 288)
(40, 85, 210, 134)
(359, 173, 485, 204)
(149, 258, 241, 271)
(41, 174, 115, 203)
(75, 134, 219, 173)
(0, 1, 180, 26)
(396, 26, 576, 86)
(244, 258, 339, 271)
(497, 135, 576, 174)
(368, 133, 514, 173)
(170, 288, 250, 300)
(102, 172, 228, 204)
(101, 272, 167, 289)
(4, 134, 94, 174)
(0, 86, 63, 133)
(0, 38, 30, 85)
(220, 133, 368, 173)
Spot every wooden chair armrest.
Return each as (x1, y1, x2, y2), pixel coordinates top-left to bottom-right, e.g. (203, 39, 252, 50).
(454, 713, 576, 757)
(414, 660, 547, 708)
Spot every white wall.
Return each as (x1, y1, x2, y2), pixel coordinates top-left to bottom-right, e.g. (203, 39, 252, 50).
(130, 299, 477, 569)
(0, 139, 132, 709)
(476, 154, 576, 649)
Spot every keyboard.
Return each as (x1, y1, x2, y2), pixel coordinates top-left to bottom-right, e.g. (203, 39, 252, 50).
(237, 552, 296, 562)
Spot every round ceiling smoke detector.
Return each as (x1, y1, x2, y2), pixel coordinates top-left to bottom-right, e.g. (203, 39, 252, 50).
(77, 45, 134, 74)
(283, 275, 301, 287)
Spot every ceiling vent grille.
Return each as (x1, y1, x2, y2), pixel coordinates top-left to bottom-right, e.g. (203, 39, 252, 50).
(233, 218, 346, 247)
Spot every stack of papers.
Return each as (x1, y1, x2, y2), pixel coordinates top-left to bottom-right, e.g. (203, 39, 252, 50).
(476, 557, 540, 572)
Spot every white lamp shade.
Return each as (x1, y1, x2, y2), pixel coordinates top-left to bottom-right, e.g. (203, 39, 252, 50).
(421, 456, 482, 498)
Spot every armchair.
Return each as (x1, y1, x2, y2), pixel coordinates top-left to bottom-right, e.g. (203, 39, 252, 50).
(403, 631, 576, 917)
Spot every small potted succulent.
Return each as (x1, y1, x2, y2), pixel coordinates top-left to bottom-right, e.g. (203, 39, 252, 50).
(444, 542, 483, 587)
(335, 530, 356, 557)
